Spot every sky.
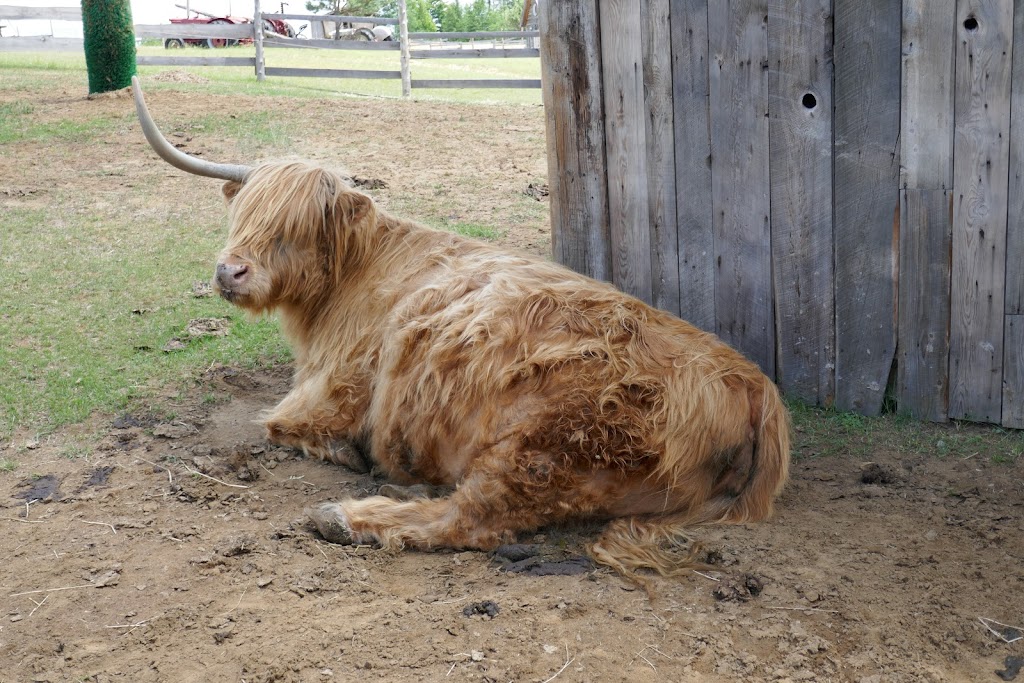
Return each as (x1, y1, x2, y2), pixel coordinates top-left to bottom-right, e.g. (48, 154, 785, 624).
(3, 1, 279, 38)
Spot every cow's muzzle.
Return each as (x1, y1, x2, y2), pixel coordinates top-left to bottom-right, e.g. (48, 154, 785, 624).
(215, 261, 249, 296)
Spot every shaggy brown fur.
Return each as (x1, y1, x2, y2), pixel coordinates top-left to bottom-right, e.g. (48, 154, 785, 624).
(212, 161, 790, 581)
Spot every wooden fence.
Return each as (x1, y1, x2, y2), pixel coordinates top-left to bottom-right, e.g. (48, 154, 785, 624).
(0, 3, 540, 93)
(539, 0, 1024, 428)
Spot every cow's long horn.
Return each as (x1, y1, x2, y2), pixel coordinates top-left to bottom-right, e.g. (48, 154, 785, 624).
(131, 76, 251, 183)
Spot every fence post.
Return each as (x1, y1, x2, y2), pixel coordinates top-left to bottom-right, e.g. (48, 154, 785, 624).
(398, 0, 411, 97)
(253, 0, 265, 81)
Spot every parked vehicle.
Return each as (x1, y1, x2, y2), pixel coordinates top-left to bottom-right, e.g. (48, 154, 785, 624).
(164, 4, 294, 49)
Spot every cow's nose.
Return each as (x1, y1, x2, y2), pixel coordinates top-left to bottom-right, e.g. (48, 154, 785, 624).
(216, 262, 249, 289)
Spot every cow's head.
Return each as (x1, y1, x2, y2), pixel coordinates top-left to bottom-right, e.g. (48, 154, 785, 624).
(133, 77, 375, 314)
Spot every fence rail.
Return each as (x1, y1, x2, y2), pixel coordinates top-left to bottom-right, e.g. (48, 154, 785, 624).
(0, 35, 81, 50)
(263, 66, 400, 79)
(134, 23, 253, 40)
(0, 4, 79, 21)
(411, 48, 539, 59)
(411, 78, 541, 89)
(139, 55, 256, 67)
(265, 12, 398, 26)
(261, 35, 400, 50)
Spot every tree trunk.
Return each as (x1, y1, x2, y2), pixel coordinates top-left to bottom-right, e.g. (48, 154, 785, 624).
(82, 0, 136, 94)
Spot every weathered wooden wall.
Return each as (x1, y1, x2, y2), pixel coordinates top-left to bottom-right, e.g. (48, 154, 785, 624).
(539, 0, 1024, 428)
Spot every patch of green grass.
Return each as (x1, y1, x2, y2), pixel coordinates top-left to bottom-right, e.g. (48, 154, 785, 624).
(442, 220, 503, 241)
(0, 102, 32, 144)
(789, 400, 1024, 463)
(0, 458, 18, 473)
(201, 392, 230, 406)
(191, 111, 293, 153)
(59, 444, 92, 460)
(30, 116, 122, 142)
(0, 101, 121, 145)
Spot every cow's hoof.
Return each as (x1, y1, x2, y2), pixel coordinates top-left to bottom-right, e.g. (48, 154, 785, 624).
(305, 502, 354, 545)
(325, 441, 372, 473)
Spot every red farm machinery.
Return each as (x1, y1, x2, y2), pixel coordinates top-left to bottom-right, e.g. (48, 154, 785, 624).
(164, 4, 295, 49)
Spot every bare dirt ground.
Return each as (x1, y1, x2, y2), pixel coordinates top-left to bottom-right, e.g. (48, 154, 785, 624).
(2, 76, 1023, 683)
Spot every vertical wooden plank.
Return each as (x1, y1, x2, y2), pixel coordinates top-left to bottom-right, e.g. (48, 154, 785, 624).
(708, 0, 774, 376)
(398, 0, 411, 98)
(901, 0, 956, 190)
(767, 0, 834, 405)
(538, 0, 612, 282)
(898, 0, 955, 421)
(949, 0, 1013, 423)
(1003, 0, 1024, 427)
(1006, 0, 1024, 314)
(833, 0, 901, 415)
(642, 0, 680, 316)
(670, 0, 715, 332)
(254, 0, 265, 81)
(601, 0, 654, 304)
(898, 190, 953, 421)
(1003, 316, 1024, 427)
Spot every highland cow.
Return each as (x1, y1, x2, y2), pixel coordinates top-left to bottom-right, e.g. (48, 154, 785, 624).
(132, 77, 790, 580)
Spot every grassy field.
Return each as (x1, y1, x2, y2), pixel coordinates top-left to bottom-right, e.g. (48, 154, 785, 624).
(0, 50, 1022, 467)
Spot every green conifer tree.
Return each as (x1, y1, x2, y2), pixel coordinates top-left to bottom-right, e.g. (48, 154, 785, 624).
(407, 0, 437, 32)
(81, 0, 136, 94)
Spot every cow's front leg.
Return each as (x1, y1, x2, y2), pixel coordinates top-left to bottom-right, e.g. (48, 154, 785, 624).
(306, 446, 561, 550)
(264, 385, 371, 473)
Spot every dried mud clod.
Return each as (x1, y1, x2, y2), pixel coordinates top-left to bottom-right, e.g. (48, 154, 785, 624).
(218, 533, 259, 557)
(997, 656, 1024, 682)
(491, 544, 595, 576)
(111, 413, 149, 429)
(712, 573, 765, 602)
(76, 465, 115, 493)
(350, 176, 388, 190)
(13, 474, 62, 506)
(524, 182, 549, 200)
(462, 600, 500, 619)
(859, 462, 899, 486)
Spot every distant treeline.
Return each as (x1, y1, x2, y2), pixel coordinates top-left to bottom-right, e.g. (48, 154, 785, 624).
(305, 0, 526, 32)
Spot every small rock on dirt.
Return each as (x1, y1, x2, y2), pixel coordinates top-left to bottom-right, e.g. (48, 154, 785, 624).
(218, 534, 258, 557)
(94, 570, 121, 588)
(463, 600, 500, 619)
(152, 423, 196, 439)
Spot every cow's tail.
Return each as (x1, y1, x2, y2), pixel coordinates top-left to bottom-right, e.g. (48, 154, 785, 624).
(589, 377, 790, 586)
